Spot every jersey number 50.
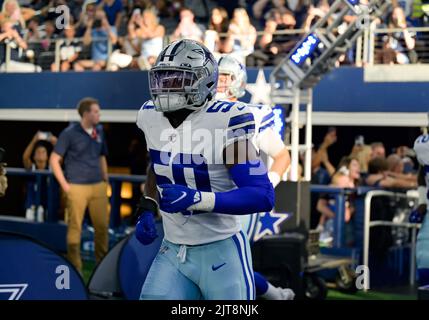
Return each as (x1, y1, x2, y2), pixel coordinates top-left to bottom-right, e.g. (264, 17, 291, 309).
(149, 149, 212, 192)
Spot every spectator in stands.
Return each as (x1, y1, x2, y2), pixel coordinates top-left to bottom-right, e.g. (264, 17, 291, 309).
(349, 135, 371, 173)
(350, 140, 386, 173)
(0, 19, 32, 69)
(171, 7, 204, 43)
(97, 0, 123, 33)
(302, 0, 331, 32)
(376, 35, 400, 65)
(51, 25, 82, 72)
(205, 7, 229, 55)
(224, 8, 257, 63)
(22, 131, 57, 221)
(371, 141, 386, 159)
(409, 0, 428, 27)
(40, 19, 57, 51)
(387, 153, 404, 174)
(337, 156, 361, 186)
(309, 128, 336, 229)
(50, 97, 109, 273)
(386, 153, 417, 183)
(75, 0, 97, 37)
(312, 127, 337, 182)
(390, 5, 417, 63)
(395, 145, 416, 173)
(23, 131, 57, 171)
(252, 0, 288, 29)
(131, 8, 165, 70)
(26, 17, 41, 42)
(74, 8, 117, 71)
(316, 170, 355, 246)
(184, 0, 215, 25)
(122, 8, 143, 66)
(365, 157, 418, 189)
(256, 8, 299, 66)
(0, 0, 34, 30)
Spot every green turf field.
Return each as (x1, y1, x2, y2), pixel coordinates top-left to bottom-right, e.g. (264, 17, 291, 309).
(327, 289, 416, 300)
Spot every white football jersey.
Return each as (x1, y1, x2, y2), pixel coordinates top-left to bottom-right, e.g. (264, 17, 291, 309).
(414, 134, 429, 204)
(414, 134, 429, 166)
(248, 104, 275, 149)
(137, 99, 256, 245)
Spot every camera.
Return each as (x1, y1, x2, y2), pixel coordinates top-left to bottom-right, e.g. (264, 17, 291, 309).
(355, 135, 365, 146)
(38, 131, 52, 141)
(93, 19, 102, 29)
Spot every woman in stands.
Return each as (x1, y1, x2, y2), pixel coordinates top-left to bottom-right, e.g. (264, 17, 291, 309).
(224, 8, 257, 63)
(22, 131, 57, 222)
(205, 7, 229, 55)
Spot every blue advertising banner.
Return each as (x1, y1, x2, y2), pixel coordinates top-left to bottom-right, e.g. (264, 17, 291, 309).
(0, 232, 87, 300)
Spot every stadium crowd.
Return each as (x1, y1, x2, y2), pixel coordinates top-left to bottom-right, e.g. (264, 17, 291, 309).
(0, 0, 428, 71)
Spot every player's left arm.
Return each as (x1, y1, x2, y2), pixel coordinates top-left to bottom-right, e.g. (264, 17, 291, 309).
(257, 128, 290, 187)
(160, 139, 275, 215)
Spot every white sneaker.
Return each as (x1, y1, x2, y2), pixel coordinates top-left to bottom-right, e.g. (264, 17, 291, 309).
(277, 287, 295, 300)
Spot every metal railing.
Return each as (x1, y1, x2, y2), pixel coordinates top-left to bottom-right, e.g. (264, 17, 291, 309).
(359, 26, 429, 65)
(1, 36, 114, 72)
(310, 185, 359, 248)
(362, 190, 421, 291)
(3, 25, 429, 72)
(5, 167, 146, 228)
(1, 29, 310, 72)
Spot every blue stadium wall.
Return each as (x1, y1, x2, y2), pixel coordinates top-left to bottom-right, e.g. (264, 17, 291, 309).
(0, 67, 428, 126)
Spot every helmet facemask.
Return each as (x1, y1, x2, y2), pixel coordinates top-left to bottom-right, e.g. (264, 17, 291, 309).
(148, 39, 218, 113)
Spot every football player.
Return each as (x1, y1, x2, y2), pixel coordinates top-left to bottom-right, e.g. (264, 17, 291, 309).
(216, 54, 294, 300)
(412, 130, 429, 286)
(135, 39, 274, 300)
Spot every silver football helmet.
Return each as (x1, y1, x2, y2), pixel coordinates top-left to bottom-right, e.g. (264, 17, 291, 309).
(216, 55, 247, 100)
(149, 39, 218, 112)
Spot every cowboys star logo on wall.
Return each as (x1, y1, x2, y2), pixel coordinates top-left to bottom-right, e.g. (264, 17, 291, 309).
(0, 284, 28, 300)
(252, 211, 290, 242)
(246, 69, 272, 105)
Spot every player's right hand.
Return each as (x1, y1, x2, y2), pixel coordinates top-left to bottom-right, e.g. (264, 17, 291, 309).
(135, 211, 158, 245)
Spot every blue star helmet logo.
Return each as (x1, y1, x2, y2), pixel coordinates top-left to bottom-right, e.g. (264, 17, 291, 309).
(252, 211, 291, 242)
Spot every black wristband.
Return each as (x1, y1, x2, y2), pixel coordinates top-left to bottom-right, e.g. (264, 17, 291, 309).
(136, 196, 158, 215)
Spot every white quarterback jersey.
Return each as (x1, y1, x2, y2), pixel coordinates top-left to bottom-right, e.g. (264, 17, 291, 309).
(137, 99, 256, 245)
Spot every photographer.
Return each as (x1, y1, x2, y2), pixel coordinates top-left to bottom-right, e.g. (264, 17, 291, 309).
(22, 131, 57, 221)
(74, 8, 117, 71)
(253, 8, 299, 66)
(0, 19, 28, 62)
(0, 19, 42, 71)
